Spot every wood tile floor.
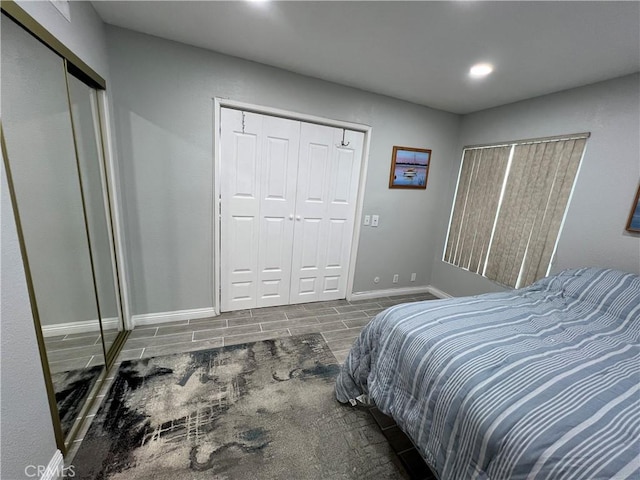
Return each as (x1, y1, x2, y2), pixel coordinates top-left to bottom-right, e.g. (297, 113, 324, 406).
(370, 406, 437, 480)
(44, 332, 119, 373)
(65, 292, 439, 465)
(117, 292, 438, 364)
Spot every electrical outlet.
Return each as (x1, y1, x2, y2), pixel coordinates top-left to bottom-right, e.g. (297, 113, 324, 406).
(411, 273, 417, 282)
(364, 215, 371, 226)
(393, 274, 399, 283)
(371, 215, 379, 227)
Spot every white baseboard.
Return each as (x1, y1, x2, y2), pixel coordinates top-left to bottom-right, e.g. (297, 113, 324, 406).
(349, 284, 452, 301)
(131, 307, 217, 327)
(40, 449, 64, 480)
(349, 285, 432, 301)
(41, 317, 119, 338)
(426, 285, 453, 299)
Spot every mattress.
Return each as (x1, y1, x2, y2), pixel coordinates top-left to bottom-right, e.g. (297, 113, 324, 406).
(336, 268, 640, 479)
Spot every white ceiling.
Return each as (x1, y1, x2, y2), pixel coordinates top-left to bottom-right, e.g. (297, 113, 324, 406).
(92, 1, 640, 114)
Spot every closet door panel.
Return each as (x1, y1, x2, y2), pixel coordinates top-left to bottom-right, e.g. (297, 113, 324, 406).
(220, 109, 262, 311)
(323, 130, 364, 300)
(67, 75, 124, 353)
(295, 137, 329, 300)
(290, 124, 334, 303)
(256, 116, 300, 307)
(290, 126, 364, 303)
(220, 109, 300, 310)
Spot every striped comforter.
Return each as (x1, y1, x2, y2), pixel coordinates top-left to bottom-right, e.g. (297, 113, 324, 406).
(336, 268, 640, 479)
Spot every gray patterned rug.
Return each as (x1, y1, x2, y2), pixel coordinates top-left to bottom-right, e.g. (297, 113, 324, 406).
(71, 333, 408, 479)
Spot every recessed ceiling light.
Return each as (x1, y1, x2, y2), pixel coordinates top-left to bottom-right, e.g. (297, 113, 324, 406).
(469, 63, 494, 78)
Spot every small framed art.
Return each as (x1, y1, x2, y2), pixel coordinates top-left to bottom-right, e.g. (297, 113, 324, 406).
(389, 146, 431, 189)
(626, 184, 640, 233)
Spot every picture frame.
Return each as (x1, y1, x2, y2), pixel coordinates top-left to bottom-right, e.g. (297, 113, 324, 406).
(625, 184, 640, 233)
(389, 146, 431, 189)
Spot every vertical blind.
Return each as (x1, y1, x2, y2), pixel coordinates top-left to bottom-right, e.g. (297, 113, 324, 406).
(444, 135, 588, 288)
(444, 146, 511, 274)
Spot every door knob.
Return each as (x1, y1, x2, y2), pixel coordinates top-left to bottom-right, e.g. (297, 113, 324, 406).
(289, 214, 294, 220)
(296, 215, 301, 221)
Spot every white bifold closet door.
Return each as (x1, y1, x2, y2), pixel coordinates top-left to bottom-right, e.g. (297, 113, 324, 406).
(220, 108, 363, 311)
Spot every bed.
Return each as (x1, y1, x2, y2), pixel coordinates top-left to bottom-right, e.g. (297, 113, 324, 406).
(336, 267, 640, 480)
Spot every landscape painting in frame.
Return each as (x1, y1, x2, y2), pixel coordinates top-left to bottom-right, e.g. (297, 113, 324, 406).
(626, 184, 640, 233)
(389, 146, 431, 189)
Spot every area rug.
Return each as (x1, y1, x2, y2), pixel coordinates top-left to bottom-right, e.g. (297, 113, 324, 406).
(71, 333, 408, 479)
(52, 365, 103, 437)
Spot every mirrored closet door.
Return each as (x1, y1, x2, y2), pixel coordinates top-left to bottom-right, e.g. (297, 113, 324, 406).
(1, 12, 127, 452)
(67, 74, 124, 359)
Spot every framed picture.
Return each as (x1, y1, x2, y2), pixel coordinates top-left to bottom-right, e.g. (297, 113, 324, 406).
(626, 184, 640, 233)
(389, 146, 431, 189)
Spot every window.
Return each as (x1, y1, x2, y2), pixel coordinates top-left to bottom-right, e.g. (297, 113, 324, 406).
(444, 134, 588, 288)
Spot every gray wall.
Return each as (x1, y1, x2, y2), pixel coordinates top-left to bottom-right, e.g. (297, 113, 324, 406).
(15, 0, 109, 80)
(105, 26, 460, 316)
(431, 74, 640, 297)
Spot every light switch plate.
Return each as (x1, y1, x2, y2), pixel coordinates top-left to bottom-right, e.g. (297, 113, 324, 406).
(371, 215, 379, 227)
(364, 215, 370, 226)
